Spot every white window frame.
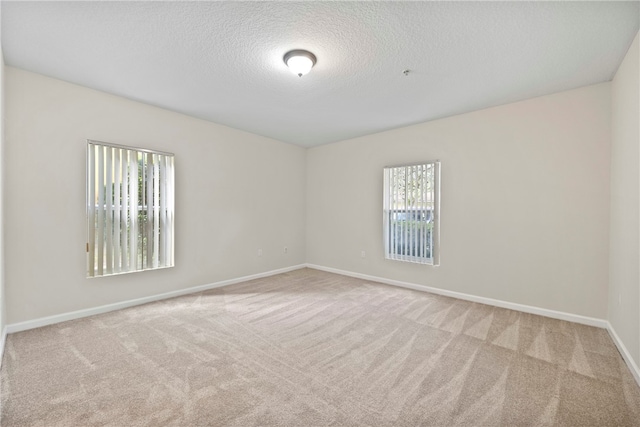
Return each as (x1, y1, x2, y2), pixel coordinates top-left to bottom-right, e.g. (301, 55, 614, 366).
(383, 161, 440, 265)
(86, 140, 175, 278)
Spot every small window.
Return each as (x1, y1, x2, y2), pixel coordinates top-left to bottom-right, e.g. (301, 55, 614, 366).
(383, 161, 440, 265)
(87, 140, 175, 277)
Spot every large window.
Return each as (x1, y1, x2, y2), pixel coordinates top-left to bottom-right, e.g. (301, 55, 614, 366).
(383, 161, 440, 265)
(87, 140, 175, 277)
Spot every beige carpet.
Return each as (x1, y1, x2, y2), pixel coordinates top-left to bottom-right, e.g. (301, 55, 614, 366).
(1, 268, 639, 426)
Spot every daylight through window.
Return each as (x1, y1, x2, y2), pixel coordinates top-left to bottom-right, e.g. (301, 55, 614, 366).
(383, 161, 440, 265)
(87, 140, 175, 277)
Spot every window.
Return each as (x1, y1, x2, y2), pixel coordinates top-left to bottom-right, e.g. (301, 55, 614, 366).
(86, 140, 175, 277)
(383, 161, 440, 265)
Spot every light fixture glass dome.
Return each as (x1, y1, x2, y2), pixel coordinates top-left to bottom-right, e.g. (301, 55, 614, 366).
(284, 50, 317, 77)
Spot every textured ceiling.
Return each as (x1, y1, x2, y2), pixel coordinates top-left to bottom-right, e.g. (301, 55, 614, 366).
(2, 1, 639, 147)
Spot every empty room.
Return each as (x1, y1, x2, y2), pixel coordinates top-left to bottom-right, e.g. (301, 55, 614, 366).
(0, 1, 639, 426)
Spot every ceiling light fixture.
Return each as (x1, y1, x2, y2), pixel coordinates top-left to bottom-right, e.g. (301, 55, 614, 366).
(283, 50, 317, 77)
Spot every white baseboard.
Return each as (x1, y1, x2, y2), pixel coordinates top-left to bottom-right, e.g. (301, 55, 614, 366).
(5, 264, 306, 334)
(8, 263, 636, 387)
(305, 264, 608, 329)
(606, 322, 640, 388)
(0, 325, 6, 368)
(307, 264, 640, 387)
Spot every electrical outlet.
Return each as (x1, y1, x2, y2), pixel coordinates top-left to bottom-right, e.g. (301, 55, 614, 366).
(361, 251, 366, 258)
(284, 247, 288, 254)
(258, 249, 263, 256)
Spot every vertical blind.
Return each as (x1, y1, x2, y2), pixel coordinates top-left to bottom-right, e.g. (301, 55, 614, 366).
(87, 141, 175, 277)
(383, 161, 439, 265)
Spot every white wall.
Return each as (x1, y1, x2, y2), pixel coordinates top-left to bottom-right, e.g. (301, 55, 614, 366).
(307, 83, 611, 319)
(0, 56, 628, 335)
(0, 16, 5, 353)
(609, 32, 640, 366)
(5, 67, 306, 324)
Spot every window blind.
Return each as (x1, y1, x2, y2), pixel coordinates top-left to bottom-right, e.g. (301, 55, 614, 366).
(383, 161, 439, 265)
(87, 141, 175, 277)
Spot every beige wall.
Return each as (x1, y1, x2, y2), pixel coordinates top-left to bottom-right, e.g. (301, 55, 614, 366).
(5, 67, 307, 324)
(307, 83, 611, 319)
(609, 32, 640, 365)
